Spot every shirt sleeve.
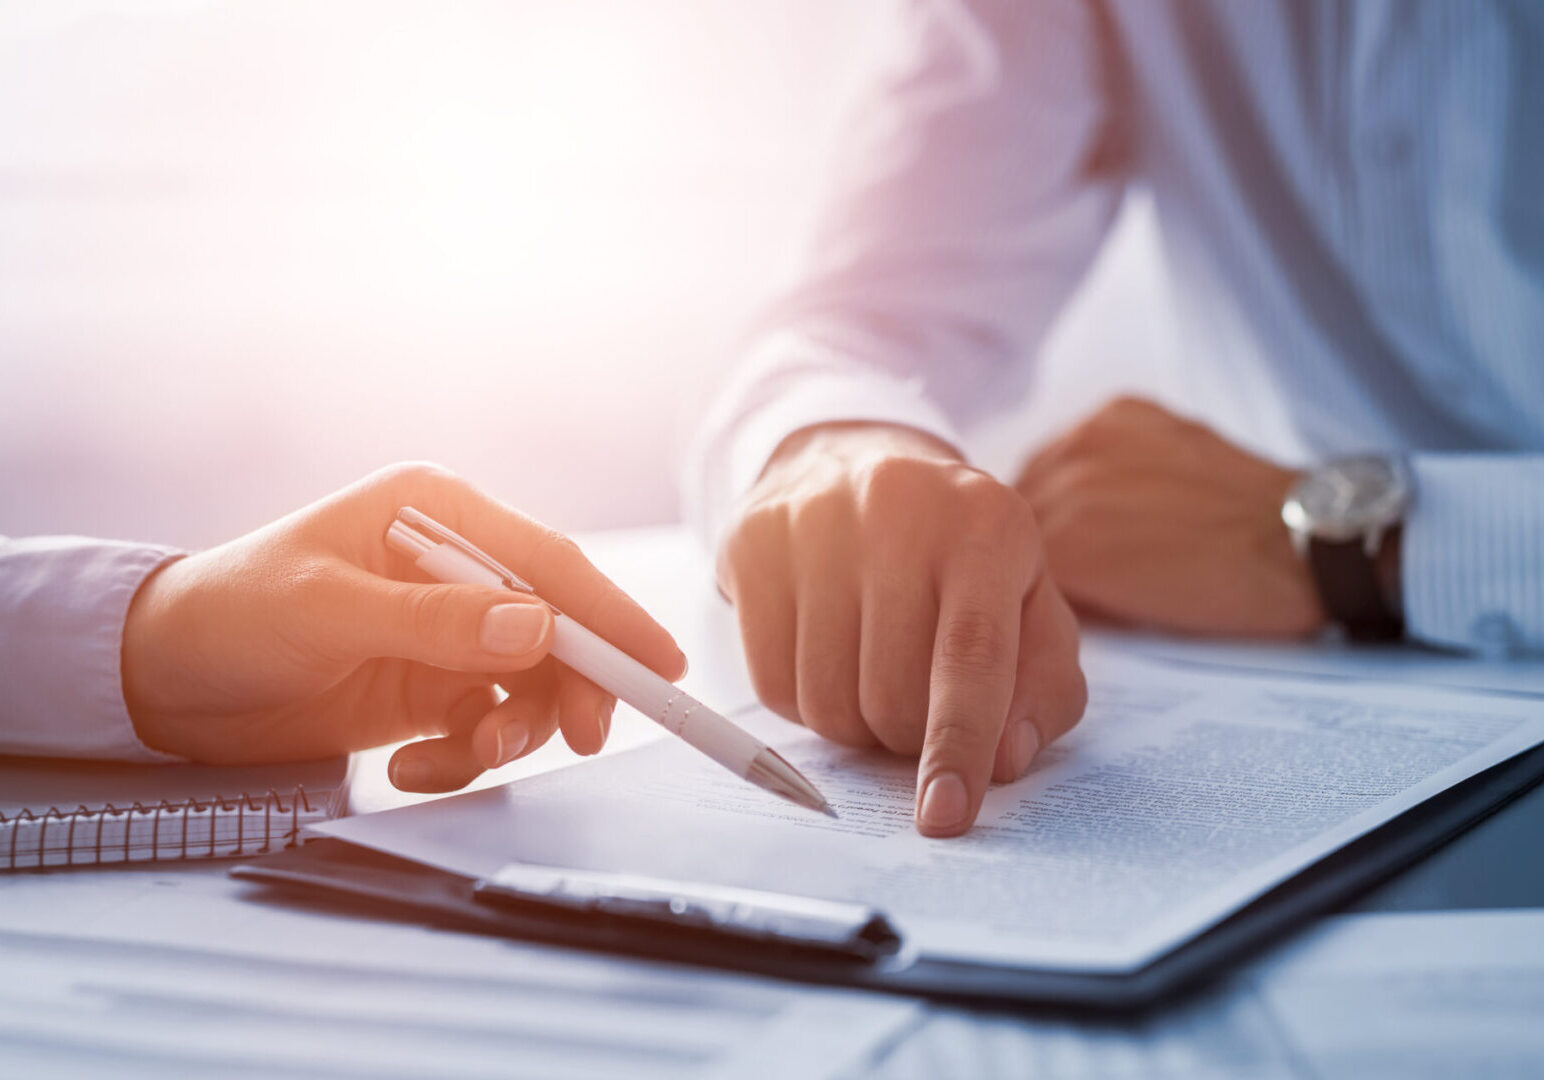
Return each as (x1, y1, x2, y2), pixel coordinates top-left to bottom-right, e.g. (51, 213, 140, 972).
(1402, 454, 1544, 654)
(684, 0, 1129, 548)
(0, 536, 185, 760)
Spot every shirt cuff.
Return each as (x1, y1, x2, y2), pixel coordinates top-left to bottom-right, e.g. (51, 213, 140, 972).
(685, 331, 963, 552)
(0, 537, 186, 761)
(1402, 454, 1544, 654)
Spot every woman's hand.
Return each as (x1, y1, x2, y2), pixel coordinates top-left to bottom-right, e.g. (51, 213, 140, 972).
(121, 463, 686, 792)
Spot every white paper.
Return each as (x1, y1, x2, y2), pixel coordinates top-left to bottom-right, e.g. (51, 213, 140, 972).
(317, 654, 1544, 974)
(0, 867, 919, 1080)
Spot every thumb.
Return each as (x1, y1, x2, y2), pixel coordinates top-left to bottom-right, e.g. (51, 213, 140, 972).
(334, 570, 554, 672)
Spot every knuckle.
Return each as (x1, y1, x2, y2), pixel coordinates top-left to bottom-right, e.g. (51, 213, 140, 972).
(403, 586, 459, 647)
(1063, 415, 1105, 452)
(1060, 458, 1110, 492)
(796, 680, 871, 747)
(860, 688, 926, 754)
(529, 529, 609, 624)
(719, 507, 791, 601)
(1106, 393, 1151, 417)
(1041, 664, 1089, 743)
(789, 488, 851, 538)
(923, 710, 994, 758)
(949, 467, 1025, 520)
(531, 527, 586, 572)
(725, 504, 786, 565)
(967, 491, 1031, 541)
(855, 455, 931, 508)
(932, 491, 1036, 575)
(280, 558, 333, 601)
(1067, 665, 1090, 721)
(952, 467, 1003, 502)
(858, 679, 912, 726)
(1017, 635, 1088, 744)
(864, 560, 918, 604)
(1069, 396, 1150, 448)
(937, 608, 1008, 673)
(376, 460, 463, 494)
(870, 724, 921, 757)
(749, 664, 798, 721)
(539, 526, 584, 560)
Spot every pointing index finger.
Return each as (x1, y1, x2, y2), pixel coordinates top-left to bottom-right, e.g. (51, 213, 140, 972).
(915, 573, 1024, 837)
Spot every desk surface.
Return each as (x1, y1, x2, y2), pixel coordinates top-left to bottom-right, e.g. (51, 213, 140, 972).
(4, 524, 1542, 1078)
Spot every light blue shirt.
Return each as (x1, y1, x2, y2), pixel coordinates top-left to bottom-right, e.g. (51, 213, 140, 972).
(689, 0, 1544, 654)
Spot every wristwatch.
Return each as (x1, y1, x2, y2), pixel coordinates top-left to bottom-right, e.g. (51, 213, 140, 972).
(1281, 455, 1413, 642)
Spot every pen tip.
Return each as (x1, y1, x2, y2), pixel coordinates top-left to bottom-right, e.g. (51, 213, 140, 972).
(747, 748, 837, 819)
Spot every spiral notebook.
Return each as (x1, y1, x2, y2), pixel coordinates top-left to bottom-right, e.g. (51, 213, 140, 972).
(0, 754, 350, 870)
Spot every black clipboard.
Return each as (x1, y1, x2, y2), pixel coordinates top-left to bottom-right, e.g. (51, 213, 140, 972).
(232, 742, 1544, 1009)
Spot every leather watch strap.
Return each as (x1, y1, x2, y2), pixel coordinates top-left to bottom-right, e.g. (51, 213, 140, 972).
(1306, 537, 1404, 642)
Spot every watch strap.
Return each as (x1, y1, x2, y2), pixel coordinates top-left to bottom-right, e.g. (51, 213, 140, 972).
(1306, 537, 1404, 642)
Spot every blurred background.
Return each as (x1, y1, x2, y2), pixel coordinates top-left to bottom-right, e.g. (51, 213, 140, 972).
(1, 0, 1180, 550)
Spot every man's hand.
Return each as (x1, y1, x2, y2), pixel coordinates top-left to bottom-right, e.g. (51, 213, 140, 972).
(122, 463, 686, 791)
(1014, 397, 1324, 636)
(718, 423, 1086, 838)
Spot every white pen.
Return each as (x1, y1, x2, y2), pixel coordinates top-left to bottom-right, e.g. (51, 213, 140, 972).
(385, 507, 835, 817)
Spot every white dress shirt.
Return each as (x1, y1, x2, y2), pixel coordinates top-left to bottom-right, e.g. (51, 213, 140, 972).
(0, 537, 181, 760)
(687, 0, 1544, 654)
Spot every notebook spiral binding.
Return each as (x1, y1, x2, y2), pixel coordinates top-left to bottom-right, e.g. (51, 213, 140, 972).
(0, 785, 320, 870)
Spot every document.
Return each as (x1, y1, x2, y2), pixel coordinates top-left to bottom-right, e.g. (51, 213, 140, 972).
(317, 654, 1544, 973)
(0, 867, 920, 1080)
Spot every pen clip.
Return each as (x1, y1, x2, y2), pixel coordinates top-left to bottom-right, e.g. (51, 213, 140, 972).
(395, 507, 536, 594)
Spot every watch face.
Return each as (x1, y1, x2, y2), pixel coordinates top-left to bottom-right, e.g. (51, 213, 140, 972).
(1283, 456, 1411, 542)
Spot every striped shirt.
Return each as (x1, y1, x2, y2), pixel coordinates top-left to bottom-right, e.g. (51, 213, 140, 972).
(688, 0, 1544, 654)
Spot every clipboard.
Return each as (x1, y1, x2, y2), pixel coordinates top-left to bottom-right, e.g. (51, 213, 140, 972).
(232, 741, 1544, 1009)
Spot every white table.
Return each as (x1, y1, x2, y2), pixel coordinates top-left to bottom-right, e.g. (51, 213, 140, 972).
(4, 526, 1541, 1079)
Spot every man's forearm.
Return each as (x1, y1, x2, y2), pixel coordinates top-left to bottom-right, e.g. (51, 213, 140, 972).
(684, 1, 1124, 549)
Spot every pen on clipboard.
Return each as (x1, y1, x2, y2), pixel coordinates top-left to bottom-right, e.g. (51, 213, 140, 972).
(385, 507, 836, 817)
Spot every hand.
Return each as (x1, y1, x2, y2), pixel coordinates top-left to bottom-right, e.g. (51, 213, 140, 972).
(718, 423, 1086, 838)
(1014, 397, 1324, 636)
(122, 463, 686, 791)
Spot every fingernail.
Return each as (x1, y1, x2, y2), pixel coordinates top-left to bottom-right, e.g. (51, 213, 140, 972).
(919, 772, 969, 833)
(1011, 720, 1042, 775)
(495, 724, 529, 767)
(480, 603, 549, 656)
(593, 704, 611, 752)
(391, 758, 432, 791)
